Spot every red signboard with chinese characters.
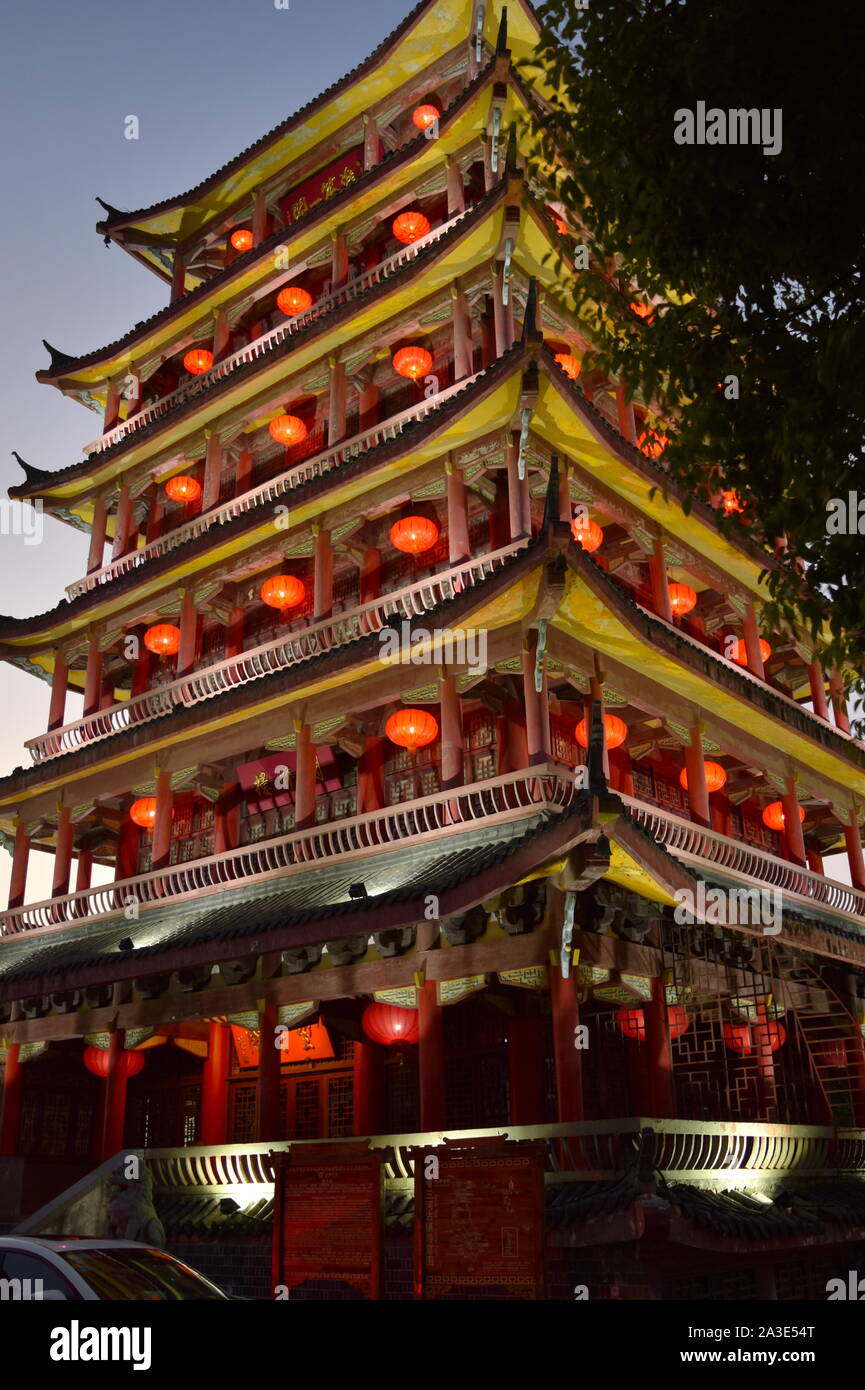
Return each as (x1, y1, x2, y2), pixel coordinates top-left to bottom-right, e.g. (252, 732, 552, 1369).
(236, 746, 340, 815)
(279, 146, 364, 226)
(412, 1138, 546, 1299)
(230, 1020, 335, 1068)
(271, 1145, 383, 1299)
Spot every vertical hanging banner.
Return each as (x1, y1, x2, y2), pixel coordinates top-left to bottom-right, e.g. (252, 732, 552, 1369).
(271, 1144, 384, 1299)
(412, 1138, 546, 1299)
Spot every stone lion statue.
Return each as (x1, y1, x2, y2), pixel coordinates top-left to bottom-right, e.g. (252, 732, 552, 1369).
(104, 1160, 166, 1248)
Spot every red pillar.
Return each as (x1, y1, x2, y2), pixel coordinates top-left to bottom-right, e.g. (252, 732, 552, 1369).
(685, 726, 711, 828)
(202, 432, 222, 512)
(313, 528, 333, 619)
(649, 538, 673, 621)
(151, 770, 173, 872)
(8, 821, 30, 909)
(507, 1007, 547, 1125)
(115, 817, 141, 883)
(235, 447, 253, 498)
(506, 431, 530, 540)
(47, 653, 68, 732)
(255, 1006, 282, 1140)
(445, 461, 470, 563)
(452, 287, 473, 381)
(178, 589, 198, 677)
(87, 496, 109, 574)
(743, 603, 766, 680)
(99, 1031, 129, 1161)
(445, 157, 465, 216)
(615, 384, 637, 444)
(522, 632, 551, 764)
(52, 804, 74, 899)
(75, 847, 93, 893)
(83, 636, 103, 717)
(645, 978, 675, 1118)
(843, 815, 865, 892)
(418, 981, 445, 1131)
(358, 737, 384, 813)
(328, 357, 346, 443)
(352, 1041, 386, 1136)
(0, 1044, 24, 1156)
(439, 674, 463, 790)
(782, 778, 807, 867)
(294, 724, 317, 830)
(200, 1021, 230, 1144)
(111, 484, 134, 560)
(829, 670, 851, 733)
(550, 964, 584, 1121)
(808, 659, 831, 721)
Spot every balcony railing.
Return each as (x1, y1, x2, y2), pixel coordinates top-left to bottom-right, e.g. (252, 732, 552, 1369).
(17, 1120, 865, 1239)
(35, 542, 527, 762)
(68, 367, 482, 602)
(621, 793, 865, 921)
(82, 209, 472, 459)
(0, 763, 576, 938)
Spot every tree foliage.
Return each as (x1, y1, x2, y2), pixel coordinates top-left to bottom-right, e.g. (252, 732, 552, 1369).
(524, 0, 865, 714)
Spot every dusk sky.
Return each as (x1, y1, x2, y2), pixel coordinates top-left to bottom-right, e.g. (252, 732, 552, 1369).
(0, 0, 410, 901)
(0, 0, 852, 901)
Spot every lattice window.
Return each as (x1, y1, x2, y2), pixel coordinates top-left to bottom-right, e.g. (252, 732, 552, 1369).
(167, 796, 215, 867)
(654, 773, 685, 812)
(230, 1084, 257, 1142)
(294, 1079, 321, 1138)
(328, 1076, 354, 1137)
(385, 1054, 419, 1132)
(631, 764, 654, 800)
(550, 713, 580, 767)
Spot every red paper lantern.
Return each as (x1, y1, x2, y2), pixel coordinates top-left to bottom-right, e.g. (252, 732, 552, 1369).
(668, 582, 697, 616)
(130, 797, 157, 830)
(268, 414, 308, 446)
(277, 286, 313, 316)
(260, 575, 305, 612)
(84, 1045, 146, 1078)
(637, 429, 667, 458)
(679, 761, 727, 794)
(554, 217, 568, 235)
(393, 211, 430, 245)
(554, 352, 581, 380)
(362, 1002, 419, 1046)
(615, 1004, 690, 1041)
(723, 1022, 753, 1054)
(183, 348, 213, 376)
(755, 1019, 787, 1052)
(164, 475, 201, 503)
(630, 300, 655, 322)
(144, 624, 180, 656)
(575, 713, 627, 750)
(390, 516, 439, 555)
(393, 345, 433, 380)
(411, 104, 440, 131)
(386, 708, 439, 754)
(723, 490, 744, 515)
(762, 801, 805, 832)
(571, 514, 604, 552)
(730, 637, 772, 666)
(230, 229, 253, 252)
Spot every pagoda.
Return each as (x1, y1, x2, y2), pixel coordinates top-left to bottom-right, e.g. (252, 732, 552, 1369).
(1, 0, 865, 1301)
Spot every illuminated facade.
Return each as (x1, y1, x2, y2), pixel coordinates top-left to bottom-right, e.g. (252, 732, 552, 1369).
(1, 0, 865, 1298)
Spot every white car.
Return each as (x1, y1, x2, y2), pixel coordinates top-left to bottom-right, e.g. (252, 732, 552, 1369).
(0, 1236, 232, 1300)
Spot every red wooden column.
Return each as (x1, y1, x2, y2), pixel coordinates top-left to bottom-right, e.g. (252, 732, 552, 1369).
(684, 725, 711, 829)
(328, 357, 346, 443)
(451, 285, 473, 381)
(200, 1020, 230, 1144)
(352, 1041, 386, 1136)
(358, 737, 384, 813)
(225, 605, 245, 659)
(445, 459, 471, 563)
(103, 380, 122, 433)
(294, 723, 317, 831)
(177, 589, 199, 678)
(202, 431, 222, 511)
(313, 527, 333, 619)
(359, 547, 381, 605)
(235, 447, 253, 498)
(111, 484, 134, 560)
(418, 980, 445, 1131)
(99, 1030, 129, 1161)
(507, 1004, 547, 1124)
(8, 820, 31, 909)
(843, 812, 865, 892)
(75, 846, 93, 893)
(615, 384, 637, 444)
(742, 603, 766, 680)
(83, 634, 103, 717)
(0, 1045, 24, 1156)
(782, 777, 807, 867)
(87, 496, 108, 574)
(115, 816, 140, 884)
(252, 190, 268, 245)
(255, 1005, 282, 1141)
(808, 658, 831, 721)
(362, 114, 382, 171)
(214, 782, 240, 855)
(439, 673, 464, 790)
(445, 157, 465, 216)
(549, 964, 584, 1121)
(829, 670, 851, 733)
(644, 977, 675, 1118)
(170, 253, 186, 302)
(649, 537, 673, 622)
(492, 263, 508, 356)
(506, 430, 530, 540)
(151, 770, 174, 872)
(331, 231, 349, 289)
(522, 631, 552, 764)
(52, 803, 74, 899)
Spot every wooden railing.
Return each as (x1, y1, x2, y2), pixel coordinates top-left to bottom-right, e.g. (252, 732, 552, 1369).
(0, 763, 576, 937)
(81, 210, 471, 459)
(68, 368, 482, 601)
(35, 542, 527, 761)
(621, 793, 865, 920)
(17, 1120, 864, 1237)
